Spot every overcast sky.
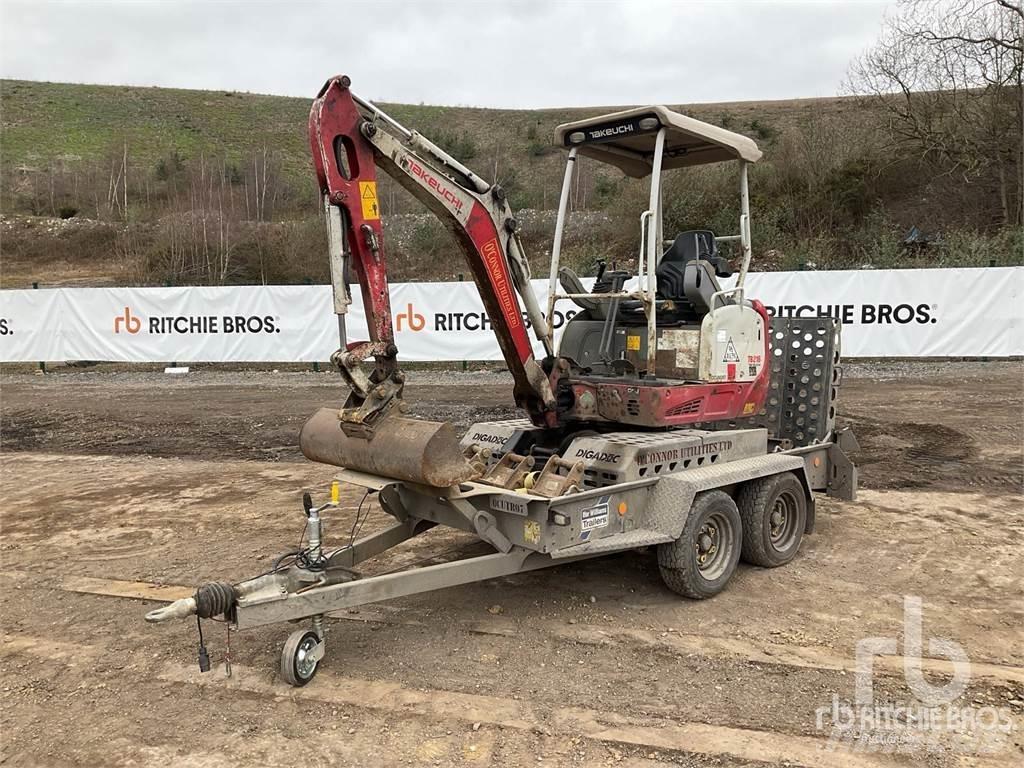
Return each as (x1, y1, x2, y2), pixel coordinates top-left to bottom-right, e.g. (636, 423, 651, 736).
(1, 0, 891, 108)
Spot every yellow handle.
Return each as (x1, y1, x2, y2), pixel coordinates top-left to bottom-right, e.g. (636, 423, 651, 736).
(330, 481, 340, 504)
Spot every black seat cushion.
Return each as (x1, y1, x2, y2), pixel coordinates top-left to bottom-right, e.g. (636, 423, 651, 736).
(657, 230, 733, 304)
(663, 230, 718, 265)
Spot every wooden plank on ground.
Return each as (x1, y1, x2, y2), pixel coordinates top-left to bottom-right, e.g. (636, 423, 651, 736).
(60, 575, 192, 602)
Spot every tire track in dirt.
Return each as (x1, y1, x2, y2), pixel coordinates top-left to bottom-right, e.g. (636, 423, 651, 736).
(10, 570, 1024, 688)
(5, 620, 1019, 767)
(5, 635, 900, 768)
(844, 415, 1023, 493)
(153, 661, 930, 768)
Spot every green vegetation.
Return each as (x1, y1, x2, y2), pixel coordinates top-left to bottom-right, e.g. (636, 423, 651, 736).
(1, 55, 1021, 288)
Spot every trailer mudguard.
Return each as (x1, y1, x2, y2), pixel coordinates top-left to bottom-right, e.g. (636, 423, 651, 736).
(641, 454, 807, 541)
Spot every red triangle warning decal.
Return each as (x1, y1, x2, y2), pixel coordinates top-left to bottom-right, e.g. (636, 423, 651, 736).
(723, 338, 740, 362)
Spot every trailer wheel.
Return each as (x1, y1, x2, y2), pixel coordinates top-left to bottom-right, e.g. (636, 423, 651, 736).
(736, 472, 806, 567)
(281, 629, 321, 687)
(657, 490, 742, 599)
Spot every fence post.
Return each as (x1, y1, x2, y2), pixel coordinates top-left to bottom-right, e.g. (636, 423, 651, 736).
(162, 281, 177, 370)
(458, 273, 467, 372)
(304, 276, 321, 373)
(32, 282, 45, 374)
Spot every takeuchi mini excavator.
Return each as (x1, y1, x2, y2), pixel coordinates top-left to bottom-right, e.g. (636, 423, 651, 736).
(302, 75, 771, 488)
(146, 76, 857, 687)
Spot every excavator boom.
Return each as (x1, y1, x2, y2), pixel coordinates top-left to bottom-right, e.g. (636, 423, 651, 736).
(301, 76, 770, 488)
(301, 76, 564, 486)
(309, 76, 560, 421)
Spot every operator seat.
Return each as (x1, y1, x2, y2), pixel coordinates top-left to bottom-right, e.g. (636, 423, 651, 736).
(665, 229, 719, 264)
(559, 230, 734, 325)
(655, 230, 734, 321)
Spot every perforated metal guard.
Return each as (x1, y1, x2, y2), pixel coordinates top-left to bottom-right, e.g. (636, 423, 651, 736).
(697, 317, 842, 447)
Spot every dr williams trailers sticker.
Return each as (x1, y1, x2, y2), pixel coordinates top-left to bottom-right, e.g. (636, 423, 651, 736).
(580, 495, 611, 539)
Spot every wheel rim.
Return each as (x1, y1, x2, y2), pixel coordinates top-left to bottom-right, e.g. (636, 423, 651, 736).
(295, 635, 319, 679)
(768, 490, 800, 551)
(694, 510, 735, 580)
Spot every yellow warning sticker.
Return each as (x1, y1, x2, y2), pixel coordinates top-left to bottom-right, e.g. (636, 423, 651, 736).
(524, 520, 541, 545)
(359, 181, 380, 220)
(626, 335, 641, 351)
(743, 401, 756, 415)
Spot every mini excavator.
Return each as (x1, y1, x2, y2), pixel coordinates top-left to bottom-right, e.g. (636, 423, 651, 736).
(146, 76, 856, 687)
(302, 75, 770, 487)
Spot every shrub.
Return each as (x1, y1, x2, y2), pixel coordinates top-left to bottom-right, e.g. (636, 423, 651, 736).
(154, 150, 186, 181)
(527, 142, 551, 158)
(937, 227, 1024, 268)
(748, 119, 776, 142)
(431, 130, 478, 162)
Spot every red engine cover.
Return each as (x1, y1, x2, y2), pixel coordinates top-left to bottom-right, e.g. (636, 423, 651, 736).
(568, 300, 772, 427)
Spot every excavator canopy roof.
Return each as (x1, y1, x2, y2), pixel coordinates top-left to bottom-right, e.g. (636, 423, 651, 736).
(554, 105, 762, 178)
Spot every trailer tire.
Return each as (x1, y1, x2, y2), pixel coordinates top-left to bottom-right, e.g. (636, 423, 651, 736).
(281, 629, 321, 687)
(737, 472, 806, 567)
(657, 490, 742, 599)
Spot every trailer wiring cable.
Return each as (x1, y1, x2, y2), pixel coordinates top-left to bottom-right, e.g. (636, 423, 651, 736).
(269, 548, 304, 572)
(258, 519, 311, 575)
(251, 490, 374, 581)
(346, 490, 372, 548)
(195, 615, 211, 672)
(188, 493, 371, 658)
(276, 489, 456, 580)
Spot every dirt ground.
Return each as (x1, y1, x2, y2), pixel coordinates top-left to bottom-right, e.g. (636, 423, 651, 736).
(1, 361, 1022, 767)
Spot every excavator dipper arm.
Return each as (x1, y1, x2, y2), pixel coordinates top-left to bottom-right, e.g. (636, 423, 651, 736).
(309, 76, 560, 428)
(302, 76, 568, 487)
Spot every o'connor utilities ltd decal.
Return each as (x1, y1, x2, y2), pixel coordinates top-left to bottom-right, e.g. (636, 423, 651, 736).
(113, 307, 281, 335)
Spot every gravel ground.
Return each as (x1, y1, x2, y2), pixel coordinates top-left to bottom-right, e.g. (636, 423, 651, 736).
(0, 360, 1021, 767)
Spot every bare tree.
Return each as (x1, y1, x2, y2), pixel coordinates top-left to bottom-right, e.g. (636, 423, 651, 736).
(847, 0, 1023, 224)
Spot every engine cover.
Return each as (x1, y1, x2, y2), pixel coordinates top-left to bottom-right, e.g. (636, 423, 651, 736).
(699, 302, 766, 383)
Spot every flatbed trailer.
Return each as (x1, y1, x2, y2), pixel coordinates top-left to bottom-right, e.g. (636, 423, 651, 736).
(146, 316, 857, 686)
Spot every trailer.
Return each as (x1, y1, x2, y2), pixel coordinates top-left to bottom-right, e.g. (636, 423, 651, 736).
(146, 315, 857, 686)
(146, 79, 859, 685)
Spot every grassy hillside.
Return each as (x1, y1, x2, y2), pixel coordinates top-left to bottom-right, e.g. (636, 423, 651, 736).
(0, 78, 870, 209)
(2, 80, 311, 181)
(1, 79, 1019, 288)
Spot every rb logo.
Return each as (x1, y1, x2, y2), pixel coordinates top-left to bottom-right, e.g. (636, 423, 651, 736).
(395, 303, 425, 332)
(114, 307, 141, 334)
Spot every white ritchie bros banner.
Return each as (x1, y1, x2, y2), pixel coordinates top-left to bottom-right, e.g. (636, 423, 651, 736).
(0, 267, 1021, 362)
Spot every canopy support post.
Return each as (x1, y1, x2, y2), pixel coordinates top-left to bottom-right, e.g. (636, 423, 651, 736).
(737, 161, 752, 288)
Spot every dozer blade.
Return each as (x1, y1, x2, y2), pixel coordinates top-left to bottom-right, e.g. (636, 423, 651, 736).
(299, 407, 479, 488)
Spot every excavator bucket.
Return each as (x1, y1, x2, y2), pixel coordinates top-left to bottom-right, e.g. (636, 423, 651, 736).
(299, 407, 479, 488)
